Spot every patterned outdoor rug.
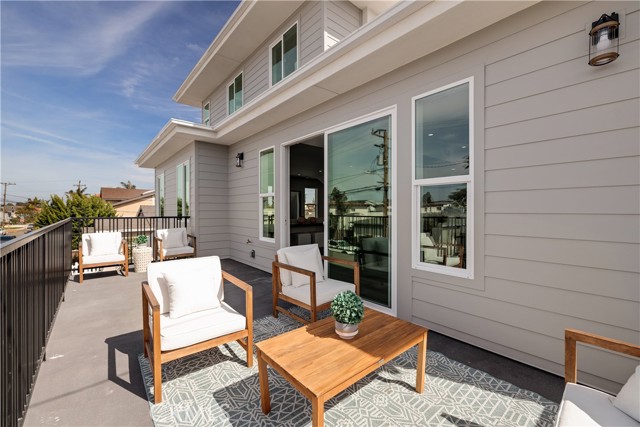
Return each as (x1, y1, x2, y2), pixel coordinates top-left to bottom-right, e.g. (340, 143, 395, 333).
(139, 311, 558, 426)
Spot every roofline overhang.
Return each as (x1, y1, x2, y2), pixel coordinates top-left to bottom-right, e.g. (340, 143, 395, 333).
(135, 119, 217, 168)
(138, 0, 539, 168)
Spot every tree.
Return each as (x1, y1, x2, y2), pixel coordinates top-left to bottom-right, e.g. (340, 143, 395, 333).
(35, 192, 117, 248)
(120, 180, 136, 189)
(448, 187, 467, 207)
(15, 197, 45, 223)
(329, 187, 348, 239)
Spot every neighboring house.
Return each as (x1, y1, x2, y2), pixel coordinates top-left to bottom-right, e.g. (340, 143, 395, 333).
(99, 187, 155, 217)
(136, 0, 640, 394)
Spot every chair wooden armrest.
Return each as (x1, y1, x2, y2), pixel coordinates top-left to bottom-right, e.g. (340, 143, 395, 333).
(322, 255, 360, 295)
(142, 281, 161, 360)
(565, 328, 640, 384)
(187, 234, 197, 256)
(121, 239, 129, 260)
(271, 261, 318, 311)
(154, 237, 164, 261)
(221, 271, 253, 367)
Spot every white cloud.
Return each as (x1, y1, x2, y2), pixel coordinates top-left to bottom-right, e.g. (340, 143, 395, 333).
(2, 2, 171, 75)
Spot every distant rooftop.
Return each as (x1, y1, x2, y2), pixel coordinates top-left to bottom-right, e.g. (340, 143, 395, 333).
(100, 187, 152, 203)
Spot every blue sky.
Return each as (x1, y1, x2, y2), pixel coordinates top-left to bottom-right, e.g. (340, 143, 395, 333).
(1, 1, 238, 203)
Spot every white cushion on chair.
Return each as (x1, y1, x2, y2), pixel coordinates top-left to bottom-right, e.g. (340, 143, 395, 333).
(277, 244, 323, 287)
(614, 365, 640, 422)
(164, 268, 220, 319)
(285, 246, 324, 287)
(555, 382, 640, 427)
(162, 246, 195, 258)
(147, 256, 223, 315)
(82, 254, 125, 265)
(86, 232, 121, 256)
(282, 278, 354, 306)
(158, 302, 246, 351)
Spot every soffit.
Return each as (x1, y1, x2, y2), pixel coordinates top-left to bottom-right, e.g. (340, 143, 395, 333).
(175, 0, 305, 107)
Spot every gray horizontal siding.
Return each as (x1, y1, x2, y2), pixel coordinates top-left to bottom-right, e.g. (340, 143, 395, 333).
(325, 1, 361, 49)
(300, 1, 324, 65)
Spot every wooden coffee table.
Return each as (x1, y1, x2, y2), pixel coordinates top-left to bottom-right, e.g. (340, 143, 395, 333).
(256, 308, 428, 427)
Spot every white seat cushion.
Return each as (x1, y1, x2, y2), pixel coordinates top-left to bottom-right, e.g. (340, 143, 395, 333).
(147, 256, 223, 315)
(614, 365, 640, 422)
(82, 254, 125, 265)
(158, 302, 246, 351)
(555, 383, 640, 427)
(282, 278, 355, 306)
(82, 232, 122, 257)
(164, 268, 220, 319)
(162, 246, 195, 258)
(156, 228, 188, 249)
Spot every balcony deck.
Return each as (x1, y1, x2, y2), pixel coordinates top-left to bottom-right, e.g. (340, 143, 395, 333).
(23, 259, 564, 426)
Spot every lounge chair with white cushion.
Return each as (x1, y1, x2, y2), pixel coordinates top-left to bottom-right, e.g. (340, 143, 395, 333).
(78, 232, 128, 283)
(153, 228, 196, 261)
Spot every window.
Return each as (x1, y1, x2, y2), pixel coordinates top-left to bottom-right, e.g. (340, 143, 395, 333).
(156, 173, 165, 216)
(203, 102, 210, 126)
(271, 23, 297, 85)
(227, 73, 243, 115)
(259, 147, 275, 241)
(304, 188, 317, 219)
(176, 161, 190, 217)
(413, 78, 473, 278)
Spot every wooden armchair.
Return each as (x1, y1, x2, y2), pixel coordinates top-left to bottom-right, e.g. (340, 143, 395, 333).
(555, 329, 640, 426)
(142, 256, 253, 404)
(78, 232, 128, 283)
(272, 244, 359, 324)
(153, 228, 196, 261)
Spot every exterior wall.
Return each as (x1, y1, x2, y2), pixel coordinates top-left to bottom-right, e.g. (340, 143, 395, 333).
(218, 0, 639, 393)
(154, 144, 195, 223)
(114, 197, 155, 217)
(324, 0, 361, 49)
(194, 142, 230, 258)
(205, 1, 339, 128)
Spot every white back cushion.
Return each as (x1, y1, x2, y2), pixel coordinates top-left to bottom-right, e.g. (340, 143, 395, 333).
(164, 268, 220, 318)
(84, 232, 121, 256)
(156, 228, 188, 249)
(147, 256, 223, 315)
(277, 244, 323, 287)
(614, 365, 640, 422)
(285, 246, 325, 287)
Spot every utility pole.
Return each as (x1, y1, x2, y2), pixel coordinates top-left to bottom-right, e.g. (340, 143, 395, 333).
(71, 180, 87, 194)
(372, 129, 389, 237)
(1, 182, 16, 228)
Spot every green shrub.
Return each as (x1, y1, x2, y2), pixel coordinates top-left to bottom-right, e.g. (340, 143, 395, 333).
(330, 290, 364, 324)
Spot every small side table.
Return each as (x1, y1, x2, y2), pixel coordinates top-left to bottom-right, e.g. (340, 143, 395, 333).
(132, 246, 153, 273)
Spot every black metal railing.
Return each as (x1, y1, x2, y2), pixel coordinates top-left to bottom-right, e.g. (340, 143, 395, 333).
(1, 219, 72, 427)
(328, 214, 389, 244)
(70, 216, 189, 263)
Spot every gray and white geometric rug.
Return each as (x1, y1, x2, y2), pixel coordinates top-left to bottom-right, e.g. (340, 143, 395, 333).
(139, 312, 559, 427)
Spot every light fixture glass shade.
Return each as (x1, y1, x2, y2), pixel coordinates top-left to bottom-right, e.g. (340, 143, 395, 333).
(589, 13, 620, 66)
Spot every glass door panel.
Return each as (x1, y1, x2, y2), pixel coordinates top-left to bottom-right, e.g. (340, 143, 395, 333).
(327, 115, 392, 307)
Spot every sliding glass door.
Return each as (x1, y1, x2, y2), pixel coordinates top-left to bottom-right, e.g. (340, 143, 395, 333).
(327, 115, 392, 307)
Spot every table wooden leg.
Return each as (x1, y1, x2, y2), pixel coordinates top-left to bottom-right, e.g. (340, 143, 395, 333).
(257, 349, 271, 414)
(311, 396, 325, 427)
(416, 331, 427, 393)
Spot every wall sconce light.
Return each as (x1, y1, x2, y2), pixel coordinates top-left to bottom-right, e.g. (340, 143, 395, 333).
(589, 12, 620, 66)
(235, 152, 244, 167)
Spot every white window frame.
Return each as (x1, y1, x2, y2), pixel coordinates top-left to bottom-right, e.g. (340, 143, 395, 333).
(203, 102, 210, 126)
(269, 22, 298, 87)
(156, 172, 165, 216)
(259, 146, 276, 242)
(227, 72, 244, 115)
(411, 77, 474, 279)
(176, 161, 190, 218)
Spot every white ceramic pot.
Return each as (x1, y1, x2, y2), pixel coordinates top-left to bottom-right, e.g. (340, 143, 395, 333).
(335, 320, 359, 339)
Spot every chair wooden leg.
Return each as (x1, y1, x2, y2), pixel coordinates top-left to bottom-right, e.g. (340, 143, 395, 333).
(79, 267, 84, 283)
(124, 261, 129, 277)
(311, 306, 317, 323)
(153, 353, 162, 404)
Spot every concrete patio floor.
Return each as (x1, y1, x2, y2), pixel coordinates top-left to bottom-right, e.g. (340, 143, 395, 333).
(23, 259, 564, 426)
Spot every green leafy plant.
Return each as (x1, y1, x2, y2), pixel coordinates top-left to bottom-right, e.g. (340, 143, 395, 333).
(135, 235, 148, 245)
(330, 290, 364, 325)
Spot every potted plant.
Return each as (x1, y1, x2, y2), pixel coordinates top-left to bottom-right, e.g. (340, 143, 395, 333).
(135, 235, 148, 247)
(330, 290, 365, 339)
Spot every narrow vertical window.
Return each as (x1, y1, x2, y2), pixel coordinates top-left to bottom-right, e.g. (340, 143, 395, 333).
(271, 23, 297, 85)
(203, 102, 210, 126)
(228, 73, 243, 115)
(156, 173, 165, 216)
(414, 78, 473, 278)
(176, 161, 190, 217)
(259, 147, 275, 241)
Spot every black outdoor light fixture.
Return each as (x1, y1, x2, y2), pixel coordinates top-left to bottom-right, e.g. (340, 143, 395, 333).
(589, 12, 620, 66)
(235, 152, 244, 167)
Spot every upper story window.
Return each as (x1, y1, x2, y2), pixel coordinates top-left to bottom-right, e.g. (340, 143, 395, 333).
(413, 78, 473, 279)
(156, 173, 165, 216)
(259, 147, 275, 241)
(177, 161, 190, 217)
(271, 23, 297, 86)
(228, 73, 243, 115)
(203, 102, 210, 126)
